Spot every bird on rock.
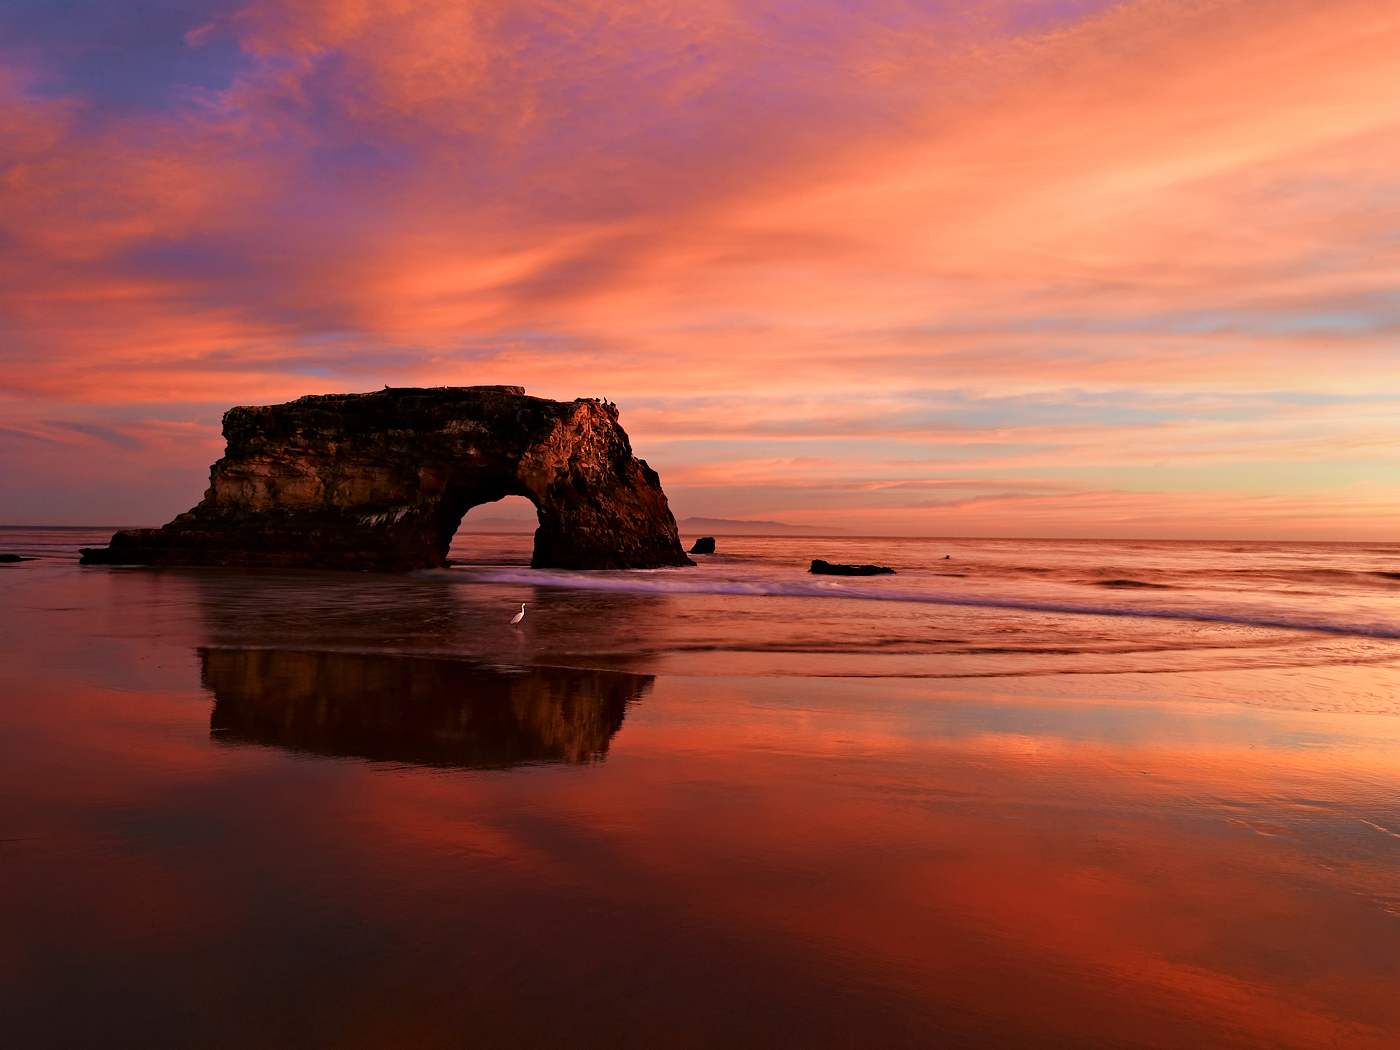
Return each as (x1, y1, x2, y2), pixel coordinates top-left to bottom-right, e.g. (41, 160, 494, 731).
(510, 603, 526, 625)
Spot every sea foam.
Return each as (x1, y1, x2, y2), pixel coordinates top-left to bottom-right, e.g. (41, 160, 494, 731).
(447, 567, 1400, 641)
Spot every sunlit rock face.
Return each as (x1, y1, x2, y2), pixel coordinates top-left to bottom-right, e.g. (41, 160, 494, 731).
(202, 648, 649, 769)
(80, 386, 692, 570)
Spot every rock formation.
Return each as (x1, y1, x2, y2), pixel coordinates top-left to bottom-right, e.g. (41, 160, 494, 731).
(809, 559, 895, 576)
(202, 648, 649, 769)
(80, 386, 693, 571)
(688, 537, 716, 554)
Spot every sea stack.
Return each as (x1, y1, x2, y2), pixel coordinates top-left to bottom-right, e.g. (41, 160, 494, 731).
(80, 386, 693, 572)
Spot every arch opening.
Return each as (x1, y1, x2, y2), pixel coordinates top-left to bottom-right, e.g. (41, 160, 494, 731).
(448, 495, 541, 566)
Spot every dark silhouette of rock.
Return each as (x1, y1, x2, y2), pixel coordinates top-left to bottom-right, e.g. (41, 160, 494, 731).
(80, 386, 693, 571)
(1096, 579, 1169, 588)
(0, 553, 34, 562)
(810, 559, 895, 576)
(201, 648, 649, 769)
(689, 536, 716, 554)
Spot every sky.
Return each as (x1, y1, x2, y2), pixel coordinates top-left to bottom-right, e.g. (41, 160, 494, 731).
(1, 0, 1398, 537)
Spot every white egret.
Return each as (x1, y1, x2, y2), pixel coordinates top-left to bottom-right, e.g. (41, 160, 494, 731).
(510, 603, 526, 625)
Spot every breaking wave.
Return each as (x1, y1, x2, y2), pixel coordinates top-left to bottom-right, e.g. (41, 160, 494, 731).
(448, 567, 1400, 641)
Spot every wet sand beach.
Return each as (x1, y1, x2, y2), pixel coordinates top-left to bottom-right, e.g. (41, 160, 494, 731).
(2, 529, 1399, 1048)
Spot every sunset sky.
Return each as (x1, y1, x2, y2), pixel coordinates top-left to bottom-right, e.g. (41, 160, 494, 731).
(2, 0, 1398, 536)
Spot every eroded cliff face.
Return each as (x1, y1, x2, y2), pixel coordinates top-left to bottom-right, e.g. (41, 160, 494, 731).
(81, 386, 693, 571)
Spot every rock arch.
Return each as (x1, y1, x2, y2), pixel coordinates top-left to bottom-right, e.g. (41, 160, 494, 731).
(81, 386, 693, 571)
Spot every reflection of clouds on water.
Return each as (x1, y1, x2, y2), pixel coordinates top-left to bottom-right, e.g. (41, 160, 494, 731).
(186, 566, 674, 665)
(161, 539, 1400, 691)
(201, 648, 651, 769)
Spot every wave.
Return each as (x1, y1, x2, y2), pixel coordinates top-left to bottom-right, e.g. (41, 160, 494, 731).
(447, 567, 1400, 641)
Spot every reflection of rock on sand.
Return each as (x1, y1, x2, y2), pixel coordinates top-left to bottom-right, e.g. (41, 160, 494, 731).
(201, 648, 651, 769)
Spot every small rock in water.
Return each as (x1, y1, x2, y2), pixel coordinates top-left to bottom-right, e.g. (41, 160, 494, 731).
(0, 553, 33, 562)
(810, 559, 895, 576)
(689, 537, 716, 555)
(1096, 579, 1169, 588)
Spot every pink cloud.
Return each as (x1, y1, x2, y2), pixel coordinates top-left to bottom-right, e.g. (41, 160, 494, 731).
(1, 0, 1398, 533)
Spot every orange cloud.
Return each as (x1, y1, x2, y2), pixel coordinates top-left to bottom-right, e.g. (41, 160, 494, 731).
(1, 0, 1398, 533)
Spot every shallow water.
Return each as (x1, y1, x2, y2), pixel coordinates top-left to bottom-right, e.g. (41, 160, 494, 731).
(2, 528, 1399, 1048)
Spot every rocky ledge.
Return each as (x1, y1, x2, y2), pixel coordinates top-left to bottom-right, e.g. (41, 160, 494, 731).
(809, 559, 895, 576)
(81, 386, 693, 571)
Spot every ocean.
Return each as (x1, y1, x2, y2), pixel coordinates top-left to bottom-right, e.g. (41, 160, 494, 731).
(3, 526, 1399, 1048)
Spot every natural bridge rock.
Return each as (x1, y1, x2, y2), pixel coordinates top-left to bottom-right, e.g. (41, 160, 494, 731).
(80, 386, 693, 571)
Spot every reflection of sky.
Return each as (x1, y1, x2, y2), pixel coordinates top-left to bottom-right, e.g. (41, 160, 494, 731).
(1, 0, 1398, 535)
(7, 559, 1400, 1047)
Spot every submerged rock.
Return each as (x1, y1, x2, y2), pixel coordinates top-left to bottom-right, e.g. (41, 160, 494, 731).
(810, 559, 895, 576)
(80, 386, 693, 571)
(1096, 579, 1169, 588)
(689, 537, 716, 554)
(0, 553, 34, 562)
